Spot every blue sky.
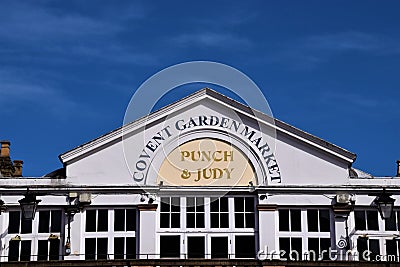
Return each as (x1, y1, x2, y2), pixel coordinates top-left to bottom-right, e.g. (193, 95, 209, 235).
(0, 0, 399, 177)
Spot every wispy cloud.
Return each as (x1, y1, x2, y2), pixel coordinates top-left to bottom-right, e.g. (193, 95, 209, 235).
(268, 31, 400, 70)
(0, 69, 84, 118)
(0, 1, 156, 66)
(171, 32, 252, 48)
(303, 32, 385, 52)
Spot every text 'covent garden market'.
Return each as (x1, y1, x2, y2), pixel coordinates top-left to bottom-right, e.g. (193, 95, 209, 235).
(0, 88, 400, 266)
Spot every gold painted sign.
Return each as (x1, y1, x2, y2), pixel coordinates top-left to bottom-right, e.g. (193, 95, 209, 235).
(158, 138, 256, 186)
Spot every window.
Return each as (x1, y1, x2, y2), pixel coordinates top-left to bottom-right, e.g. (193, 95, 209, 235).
(160, 236, 180, 258)
(355, 210, 379, 231)
(114, 237, 136, 259)
(307, 209, 330, 232)
(86, 209, 108, 232)
(211, 236, 228, 258)
(85, 238, 108, 260)
(235, 236, 255, 258)
(386, 239, 400, 261)
(37, 239, 60, 260)
(385, 211, 400, 231)
(8, 240, 31, 261)
(39, 210, 62, 233)
(114, 209, 136, 231)
(210, 197, 229, 228)
(307, 238, 331, 260)
(160, 197, 180, 228)
(186, 197, 205, 228)
(234, 197, 255, 228)
(187, 236, 205, 258)
(357, 238, 379, 261)
(279, 237, 302, 260)
(8, 211, 32, 234)
(279, 209, 301, 231)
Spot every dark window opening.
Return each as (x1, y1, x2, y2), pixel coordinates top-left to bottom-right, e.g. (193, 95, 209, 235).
(160, 235, 180, 258)
(187, 236, 205, 258)
(235, 236, 255, 258)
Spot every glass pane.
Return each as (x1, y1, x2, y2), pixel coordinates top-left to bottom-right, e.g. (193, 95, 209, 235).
(290, 210, 301, 232)
(126, 237, 136, 259)
(51, 210, 62, 233)
(319, 210, 330, 232)
(354, 211, 366, 231)
(171, 213, 180, 228)
(160, 213, 170, 228)
(245, 197, 254, 212)
(85, 238, 96, 260)
(220, 213, 229, 228)
(210, 198, 219, 212)
(186, 197, 195, 212)
(160, 198, 170, 212)
(126, 209, 136, 231)
(291, 238, 302, 261)
(386, 213, 397, 231)
(39, 211, 50, 233)
(21, 219, 32, 234)
(37, 240, 48, 260)
(49, 239, 60, 260)
(367, 211, 379, 231)
(234, 198, 244, 212)
(369, 239, 380, 261)
(20, 240, 31, 261)
(386, 239, 398, 260)
(320, 238, 331, 260)
(397, 211, 400, 231)
(279, 238, 290, 259)
(97, 238, 108, 259)
(196, 213, 205, 228)
(307, 210, 318, 232)
(220, 197, 228, 212)
(211, 236, 228, 258)
(188, 236, 205, 258)
(279, 210, 289, 231)
(187, 213, 195, 228)
(8, 240, 19, 261)
(197, 198, 204, 212)
(211, 213, 219, 228)
(246, 213, 255, 228)
(171, 197, 180, 212)
(235, 236, 255, 258)
(307, 238, 319, 261)
(357, 238, 368, 261)
(8, 211, 20, 234)
(160, 235, 180, 258)
(235, 213, 244, 228)
(97, 210, 108, 232)
(114, 237, 124, 259)
(85, 210, 96, 232)
(114, 209, 125, 231)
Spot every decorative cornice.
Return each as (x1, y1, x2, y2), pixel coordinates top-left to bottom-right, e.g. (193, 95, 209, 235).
(137, 204, 158, 211)
(257, 204, 278, 211)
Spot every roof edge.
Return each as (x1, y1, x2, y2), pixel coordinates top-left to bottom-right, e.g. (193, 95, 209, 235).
(59, 88, 356, 164)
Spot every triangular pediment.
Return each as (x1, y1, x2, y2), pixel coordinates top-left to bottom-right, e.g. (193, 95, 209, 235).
(60, 88, 356, 187)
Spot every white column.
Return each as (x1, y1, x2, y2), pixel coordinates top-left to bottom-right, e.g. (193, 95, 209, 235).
(257, 204, 278, 260)
(332, 205, 352, 260)
(138, 204, 158, 259)
(64, 212, 83, 260)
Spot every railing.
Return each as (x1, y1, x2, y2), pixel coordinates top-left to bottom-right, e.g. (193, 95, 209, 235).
(2, 252, 400, 264)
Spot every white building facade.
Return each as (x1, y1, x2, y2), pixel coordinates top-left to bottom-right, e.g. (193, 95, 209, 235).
(0, 88, 399, 263)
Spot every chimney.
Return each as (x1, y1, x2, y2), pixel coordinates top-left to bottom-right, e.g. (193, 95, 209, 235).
(13, 160, 23, 177)
(0, 141, 10, 157)
(397, 160, 400, 177)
